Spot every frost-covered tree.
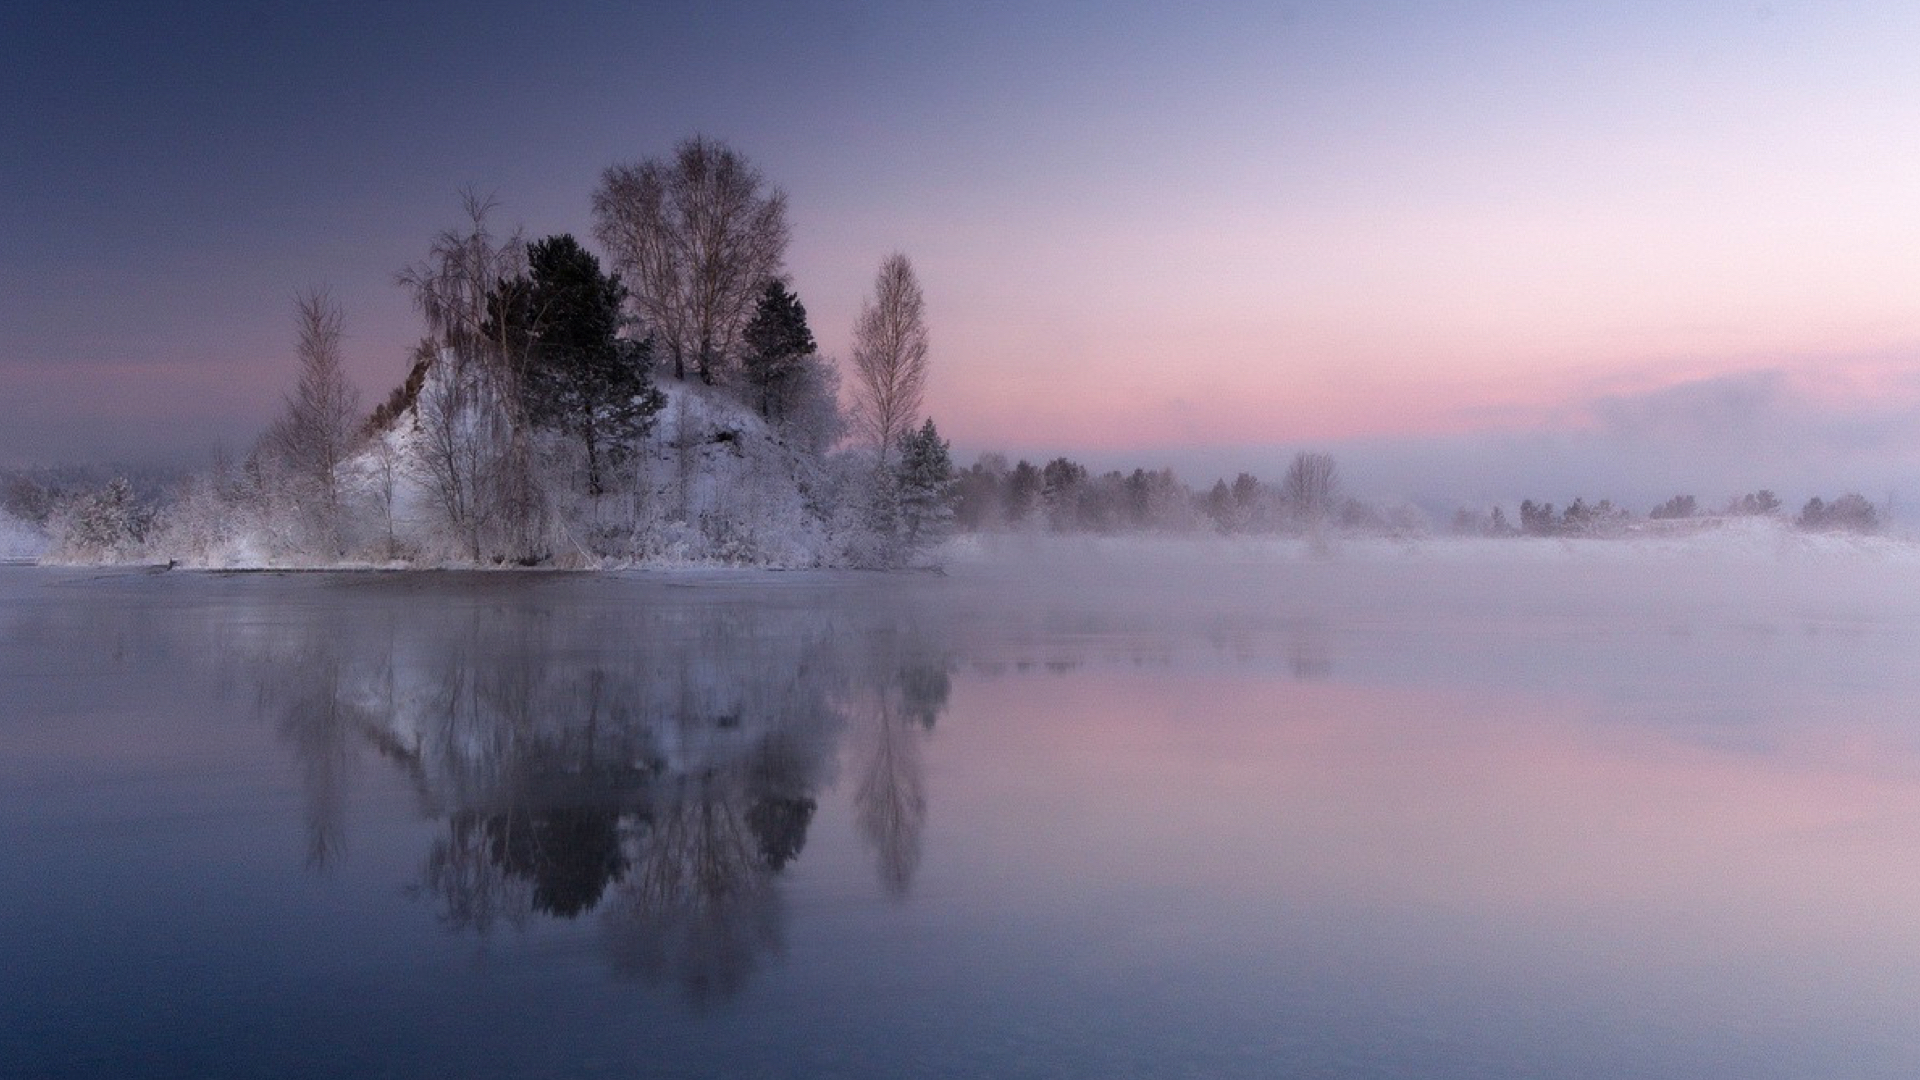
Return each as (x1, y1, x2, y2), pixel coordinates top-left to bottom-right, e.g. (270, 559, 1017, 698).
(1727, 489, 1782, 516)
(893, 419, 954, 554)
(781, 352, 845, 457)
(1650, 494, 1696, 520)
(48, 477, 149, 561)
(850, 254, 929, 470)
(1519, 499, 1556, 536)
(1006, 460, 1043, 524)
(369, 433, 403, 559)
(1799, 492, 1877, 532)
(396, 193, 542, 562)
(741, 280, 816, 419)
(1206, 478, 1234, 532)
(1040, 457, 1088, 531)
(952, 454, 1008, 529)
(592, 136, 790, 384)
(264, 288, 361, 547)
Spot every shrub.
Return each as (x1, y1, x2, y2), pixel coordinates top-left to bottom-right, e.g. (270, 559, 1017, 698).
(1797, 493, 1877, 533)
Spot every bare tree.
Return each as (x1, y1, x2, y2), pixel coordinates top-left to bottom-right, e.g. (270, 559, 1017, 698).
(369, 428, 402, 559)
(267, 288, 362, 541)
(850, 253, 929, 469)
(396, 193, 543, 562)
(593, 136, 789, 384)
(1283, 451, 1338, 529)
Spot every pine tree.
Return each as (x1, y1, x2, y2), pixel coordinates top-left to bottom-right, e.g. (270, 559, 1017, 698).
(741, 280, 816, 419)
(893, 419, 955, 555)
(516, 234, 665, 496)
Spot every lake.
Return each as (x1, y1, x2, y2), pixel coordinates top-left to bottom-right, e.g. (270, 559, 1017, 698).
(6, 540, 1920, 1078)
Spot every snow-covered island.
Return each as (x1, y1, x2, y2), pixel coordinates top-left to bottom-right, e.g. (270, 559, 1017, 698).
(6, 140, 958, 571)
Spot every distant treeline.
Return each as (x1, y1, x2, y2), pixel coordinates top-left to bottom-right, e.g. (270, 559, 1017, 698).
(938, 455, 1883, 539)
(2, 455, 1889, 561)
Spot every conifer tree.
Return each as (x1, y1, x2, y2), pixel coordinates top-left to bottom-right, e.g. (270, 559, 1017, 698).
(514, 234, 665, 496)
(741, 280, 816, 419)
(893, 418, 954, 554)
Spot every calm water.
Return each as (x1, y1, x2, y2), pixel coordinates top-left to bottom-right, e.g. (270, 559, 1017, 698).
(6, 551, 1920, 1079)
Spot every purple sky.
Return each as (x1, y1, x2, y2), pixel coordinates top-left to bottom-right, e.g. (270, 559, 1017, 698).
(6, 1, 1920, 509)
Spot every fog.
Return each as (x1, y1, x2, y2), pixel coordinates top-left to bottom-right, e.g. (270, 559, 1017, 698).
(1082, 369, 1920, 519)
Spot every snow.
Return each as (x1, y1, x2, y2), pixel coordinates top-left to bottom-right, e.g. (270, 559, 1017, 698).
(0, 508, 48, 561)
(139, 367, 859, 570)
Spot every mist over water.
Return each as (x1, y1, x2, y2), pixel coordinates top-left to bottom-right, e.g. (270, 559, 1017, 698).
(6, 548, 1920, 1078)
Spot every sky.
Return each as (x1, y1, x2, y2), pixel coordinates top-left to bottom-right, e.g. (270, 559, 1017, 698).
(6, 0, 1920, 509)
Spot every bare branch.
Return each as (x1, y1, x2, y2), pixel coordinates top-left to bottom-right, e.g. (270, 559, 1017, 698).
(850, 253, 929, 468)
(593, 136, 789, 384)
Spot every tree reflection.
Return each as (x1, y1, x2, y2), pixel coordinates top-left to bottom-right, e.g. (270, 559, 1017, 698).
(603, 774, 784, 1006)
(855, 703, 927, 897)
(851, 628, 951, 897)
(424, 811, 532, 934)
(240, 578, 950, 1001)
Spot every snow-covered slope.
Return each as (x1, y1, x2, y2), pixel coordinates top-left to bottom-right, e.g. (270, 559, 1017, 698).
(178, 365, 856, 568)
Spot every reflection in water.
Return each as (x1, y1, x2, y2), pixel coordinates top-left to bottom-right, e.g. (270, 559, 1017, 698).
(19, 565, 1920, 1076)
(850, 628, 950, 898)
(274, 654, 357, 870)
(603, 775, 784, 1005)
(238, 580, 951, 1001)
(855, 710, 926, 898)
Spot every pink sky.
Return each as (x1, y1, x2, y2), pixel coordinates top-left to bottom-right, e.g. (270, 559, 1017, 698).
(6, 2, 1920, 503)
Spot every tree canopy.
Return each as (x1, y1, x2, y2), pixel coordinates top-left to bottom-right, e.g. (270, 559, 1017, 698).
(592, 136, 789, 384)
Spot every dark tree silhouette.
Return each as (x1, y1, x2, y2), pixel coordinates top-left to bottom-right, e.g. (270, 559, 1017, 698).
(512, 233, 665, 496)
(740, 280, 817, 419)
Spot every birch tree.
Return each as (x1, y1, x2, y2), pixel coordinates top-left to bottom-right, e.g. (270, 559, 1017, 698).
(592, 136, 789, 384)
(1283, 451, 1338, 531)
(266, 287, 361, 548)
(850, 253, 929, 470)
(396, 193, 542, 562)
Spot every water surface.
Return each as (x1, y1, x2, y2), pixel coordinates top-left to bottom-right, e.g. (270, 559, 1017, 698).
(5, 552, 1920, 1078)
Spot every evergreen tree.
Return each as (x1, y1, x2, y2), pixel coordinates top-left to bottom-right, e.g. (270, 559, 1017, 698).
(516, 234, 665, 496)
(1007, 460, 1043, 523)
(1206, 478, 1234, 532)
(741, 280, 816, 419)
(893, 419, 955, 554)
(1041, 457, 1088, 531)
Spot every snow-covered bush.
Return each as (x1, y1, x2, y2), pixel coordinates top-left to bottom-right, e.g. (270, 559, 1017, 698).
(46, 478, 151, 563)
